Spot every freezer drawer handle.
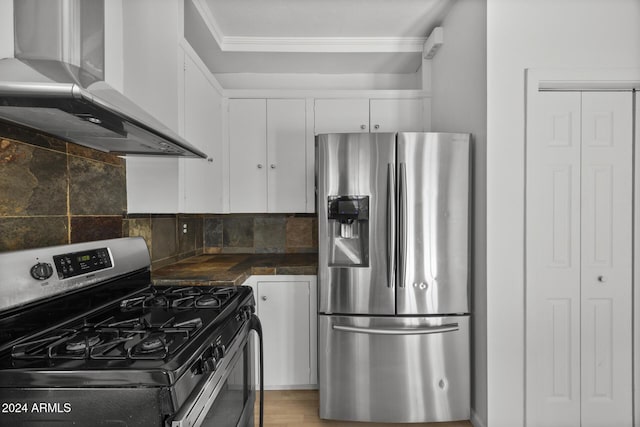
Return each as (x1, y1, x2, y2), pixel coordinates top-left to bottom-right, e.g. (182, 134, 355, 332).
(332, 323, 459, 336)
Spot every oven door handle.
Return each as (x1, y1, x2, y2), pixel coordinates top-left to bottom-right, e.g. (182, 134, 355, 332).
(171, 323, 249, 427)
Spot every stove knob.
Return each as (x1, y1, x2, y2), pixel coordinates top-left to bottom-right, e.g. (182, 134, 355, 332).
(213, 345, 225, 360)
(190, 359, 204, 375)
(30, 262, 54, 281)
(203, 356, 217, 373)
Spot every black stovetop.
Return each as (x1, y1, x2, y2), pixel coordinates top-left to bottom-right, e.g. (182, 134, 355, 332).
(0, 268, 254, 387)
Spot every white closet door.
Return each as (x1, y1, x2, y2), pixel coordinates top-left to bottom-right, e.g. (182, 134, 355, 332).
(580, 92, 632, 427)
(635, 91, 640, 427)
(526, 91, 582, 427)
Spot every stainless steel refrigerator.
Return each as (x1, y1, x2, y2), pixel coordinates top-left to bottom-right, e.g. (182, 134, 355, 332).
(317, 132, 471, 423)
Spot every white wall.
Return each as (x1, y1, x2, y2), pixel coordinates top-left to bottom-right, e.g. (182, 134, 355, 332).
(430, 1, 487, 426)
(486, 1, 640, 426)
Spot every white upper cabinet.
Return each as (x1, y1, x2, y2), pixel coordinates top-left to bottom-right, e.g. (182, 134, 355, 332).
(314, 98, 370, 133)
(369, 98, 425, 133)
(314, 98, 425, 134)
(266, 99, 307, 212)
(228, 98, 308, 213)
(122, 0, 183, 213)
(229, 99, 268, 212)
(179, 50, 224, 213)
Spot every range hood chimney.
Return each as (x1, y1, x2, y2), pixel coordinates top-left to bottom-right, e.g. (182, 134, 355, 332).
(0, 0, 207, 158)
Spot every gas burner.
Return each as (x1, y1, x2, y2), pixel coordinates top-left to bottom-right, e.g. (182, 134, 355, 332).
(195, 295, 221, 308)
(65, 333, 101, 352)
(145, 295, 169, 308)
(139, 335, 165, 353)
(127, 333, 173, 359)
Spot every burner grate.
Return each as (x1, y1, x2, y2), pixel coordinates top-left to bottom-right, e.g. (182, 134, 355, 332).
(11, 315, 203, 361)
(119, 286, 237, 311)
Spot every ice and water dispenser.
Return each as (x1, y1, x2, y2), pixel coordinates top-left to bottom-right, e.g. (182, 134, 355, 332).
(327, 196, 369, 267)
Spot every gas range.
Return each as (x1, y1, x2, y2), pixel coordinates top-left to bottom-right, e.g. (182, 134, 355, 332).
(0, 238, 258, 427)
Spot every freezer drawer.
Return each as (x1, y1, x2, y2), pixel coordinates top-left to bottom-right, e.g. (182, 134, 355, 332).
(319, 314, 470, 423)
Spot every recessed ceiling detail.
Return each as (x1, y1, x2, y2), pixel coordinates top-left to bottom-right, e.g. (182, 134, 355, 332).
(187, 0, 456, 77)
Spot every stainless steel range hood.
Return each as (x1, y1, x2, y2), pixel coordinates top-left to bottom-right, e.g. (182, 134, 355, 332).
(0, 0, 207, 158)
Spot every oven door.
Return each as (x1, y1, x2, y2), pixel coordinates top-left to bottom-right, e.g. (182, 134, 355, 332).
(171, 324, 255, 427)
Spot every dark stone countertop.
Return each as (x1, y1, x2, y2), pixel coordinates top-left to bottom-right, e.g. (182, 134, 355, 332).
(151, 253, 318, 286)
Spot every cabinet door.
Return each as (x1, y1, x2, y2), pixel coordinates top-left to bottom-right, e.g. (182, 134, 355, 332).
(579, 92, 632, 427)
(229, 99, 267, 212)
(370, 98, 424, 132)
(526, 91, 582, 427)
(267, 99, 307, 212)
(180, 52, 223, 213)
(122, 0, 182, 213)
(257, 281, 311, 388)
(314, 99, 369, 134)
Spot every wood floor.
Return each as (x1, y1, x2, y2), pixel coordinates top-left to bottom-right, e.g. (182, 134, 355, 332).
(253, 390, 473, 427)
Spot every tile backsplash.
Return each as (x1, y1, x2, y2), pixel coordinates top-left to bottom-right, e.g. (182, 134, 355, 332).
(0, 123, 126, 250)
(203, 214, 317, 254)
(126, 213, 317, 269)
(1, 123, 317, 269)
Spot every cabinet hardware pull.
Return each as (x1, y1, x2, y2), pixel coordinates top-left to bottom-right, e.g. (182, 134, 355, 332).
(270, 164, 276, 169)
(360, 124, 366, 130)
(374, 124, 380, 129)
(261, 296, 268, 301)
(597, 275, 607, 283)
(257, 164, 263, 169)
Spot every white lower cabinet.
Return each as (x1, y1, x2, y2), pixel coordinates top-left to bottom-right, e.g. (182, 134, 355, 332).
(243, 275, 317, 389)
(526, 91, 633, 427)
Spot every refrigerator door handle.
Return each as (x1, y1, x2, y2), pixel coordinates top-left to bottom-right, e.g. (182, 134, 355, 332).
(332, 323, 459, 336)
(398, 162, 408, 288)
(387, 163, 396, 288)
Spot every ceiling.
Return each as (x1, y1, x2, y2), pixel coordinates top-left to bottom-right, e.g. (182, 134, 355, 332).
(186, 0, 456, 75)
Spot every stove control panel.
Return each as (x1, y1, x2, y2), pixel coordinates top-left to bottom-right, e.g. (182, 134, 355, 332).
(53, 247, 113, 279)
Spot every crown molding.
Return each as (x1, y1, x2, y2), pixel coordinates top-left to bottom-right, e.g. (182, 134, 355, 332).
(190, 0, 225, 47)
(219, 36, 426, 53)
(191, 0, 425, 53)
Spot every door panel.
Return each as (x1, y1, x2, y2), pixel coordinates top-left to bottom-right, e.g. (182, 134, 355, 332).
(181, 52, 223, 213)
(314, 99, 369, 133)
(229, 99, 267, 212)
(396, 132, 471, 315)
(580, 91, 632, 427)
(526, 91, 582, 426)
(317, 133, 396, 315)
(526, 91, 633, 427)
(369, 99, 424, 132)
(319, 314, 470, 423)
(258, 281, 310, 387)
(266, 99, 306, 212)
